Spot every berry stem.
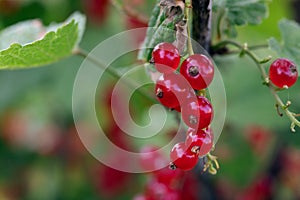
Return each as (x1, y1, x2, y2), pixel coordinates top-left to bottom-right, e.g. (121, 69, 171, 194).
(74, 48, 157, 104)
(221, 44, 269, 55)
(212, 40, 300, 132)
(184, 0, 194, 56)
(203, 153, 219, 175)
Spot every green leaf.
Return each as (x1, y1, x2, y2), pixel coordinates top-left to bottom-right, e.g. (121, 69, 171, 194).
(214, 0, 269, 38)
(0, 12, 86, 70)
(268, 19, 300, 69)
(138, 0, 163, 61)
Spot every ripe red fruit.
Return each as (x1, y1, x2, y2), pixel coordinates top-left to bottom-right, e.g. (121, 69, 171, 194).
(170, 142, 198, 171)
(185, 127, 214, 157)
(269, 58, 298, 88)
(155, 73, 193, 109)
(154, 167, 183, 186)
(180, 54, 214, 90)
(152, 42, 181, 73)
(181, 96, 213, 130)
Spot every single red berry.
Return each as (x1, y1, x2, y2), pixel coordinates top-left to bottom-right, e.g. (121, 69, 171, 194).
(170, 142, 198, 171)
(181, 96, 213, 130)
(185, 127, 214, 157)
(155, 167, 183, 186)
(152, 42, 181, 73)
(269, 58, 298, 88)
(180, 54, 214, 90)
(155, 73, 193, 109)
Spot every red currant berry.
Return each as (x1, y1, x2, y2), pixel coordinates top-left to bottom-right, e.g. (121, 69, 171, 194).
(185, 127, 213, 157)
(152, 42, 181, 73)
(155, 73, 193, 109)
(181, 96, 213, 130)
(170, 142, 198, 171)
(155, 167, 183, 186)
(180, 54, 214, 90)
(269, 58, 298, 88)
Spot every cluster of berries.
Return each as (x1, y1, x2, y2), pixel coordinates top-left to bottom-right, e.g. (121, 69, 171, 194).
(134, 145, 198, 200)
(152, 42, 215, 171)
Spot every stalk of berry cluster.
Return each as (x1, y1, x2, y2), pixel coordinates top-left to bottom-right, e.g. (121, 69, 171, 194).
(189, 0, 221, 196)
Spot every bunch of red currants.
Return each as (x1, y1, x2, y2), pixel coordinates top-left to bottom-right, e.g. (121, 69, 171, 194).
(152, 42, 215, 171)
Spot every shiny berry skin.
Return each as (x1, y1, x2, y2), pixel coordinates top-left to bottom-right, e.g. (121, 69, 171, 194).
(170, 142, 198, 171)
(269, 58, 298, 88)
(181, 96, 213, 130)
(152, 42, 181, 73)
(185, 127, 214, 157)
(180, 54, 214, 90)
(155, 167, 183, 186)
(155, 73, 193, 109)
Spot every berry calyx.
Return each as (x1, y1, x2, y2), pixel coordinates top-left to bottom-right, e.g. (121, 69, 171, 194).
(170, 142, 198, 171)
(152, 42, 181, 73)
(155, 73, 193, 109)
(185, 127, 214, 157)
(180, 54, 214, 90)
(269, 58, 298, 88)
(181, 95, 213, 130)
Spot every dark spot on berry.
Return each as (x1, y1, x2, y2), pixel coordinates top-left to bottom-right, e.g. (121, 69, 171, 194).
(188, 66, 199, 77)
(191, 146, 200, 154)
(156, 88, 163, 98)
(290, 64, 297, 73)
(189, 115, 198, 124)
(169, 163, 177, 170)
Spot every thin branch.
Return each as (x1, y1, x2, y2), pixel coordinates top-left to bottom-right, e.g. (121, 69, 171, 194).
(74, 48, 157, 104)
(184, 0, 194, 55)
(213, 40, 300, 132)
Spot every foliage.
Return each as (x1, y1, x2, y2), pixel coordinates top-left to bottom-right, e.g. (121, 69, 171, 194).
(0, 12, 85, 69)
(269, 19, 300, 68)
(213, 0, 270, 37)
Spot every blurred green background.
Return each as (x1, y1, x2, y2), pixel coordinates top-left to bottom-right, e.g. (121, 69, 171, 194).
(1, 0, 300, 199)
